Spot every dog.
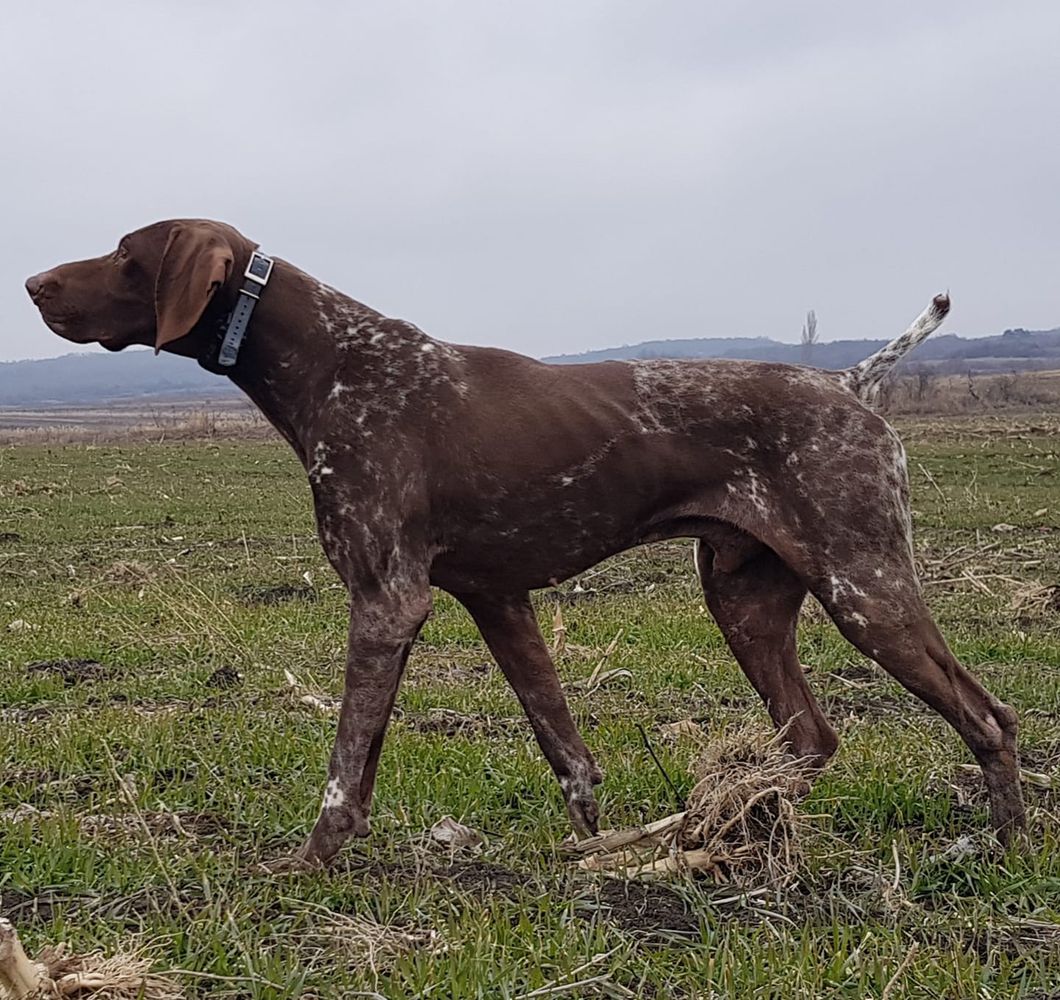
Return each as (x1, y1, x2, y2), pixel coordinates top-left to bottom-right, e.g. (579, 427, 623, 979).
(25, 219, 1026, 864)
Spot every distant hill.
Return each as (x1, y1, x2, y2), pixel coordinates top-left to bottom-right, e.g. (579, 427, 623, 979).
(3, 326, 1059, 406)
(0, 350, 239, 406)
(544, 327, 1060, 371)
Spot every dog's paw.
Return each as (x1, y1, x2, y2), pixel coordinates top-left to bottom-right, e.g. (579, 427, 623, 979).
(565, 793, 601, 839)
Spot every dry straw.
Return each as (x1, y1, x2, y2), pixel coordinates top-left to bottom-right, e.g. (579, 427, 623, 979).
(0, 920, 182, 1000)
(570, 722, 817, 884)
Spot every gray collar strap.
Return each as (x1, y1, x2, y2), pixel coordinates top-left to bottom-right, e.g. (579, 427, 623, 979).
(216, 251, 274, 368)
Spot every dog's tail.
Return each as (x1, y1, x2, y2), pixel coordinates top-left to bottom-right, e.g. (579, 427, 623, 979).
(838, 293, 950, 404)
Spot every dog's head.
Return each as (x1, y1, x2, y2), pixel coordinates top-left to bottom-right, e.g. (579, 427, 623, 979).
(25, 219, 253, 355)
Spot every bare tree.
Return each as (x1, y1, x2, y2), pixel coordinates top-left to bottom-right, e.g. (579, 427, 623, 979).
(800, 309, 818, 366)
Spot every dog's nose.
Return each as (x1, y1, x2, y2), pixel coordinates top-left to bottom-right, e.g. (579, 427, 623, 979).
(25, 271, 56, 303)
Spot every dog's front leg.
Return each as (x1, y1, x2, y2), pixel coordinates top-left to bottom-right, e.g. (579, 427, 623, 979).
(458, 591, 603, 838)
(295, 582, 432, 865)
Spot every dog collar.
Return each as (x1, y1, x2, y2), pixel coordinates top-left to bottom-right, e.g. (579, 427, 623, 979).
(214, 250, 274, 368)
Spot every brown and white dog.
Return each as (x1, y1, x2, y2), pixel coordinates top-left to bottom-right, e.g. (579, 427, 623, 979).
(25, 219, 1026, 864)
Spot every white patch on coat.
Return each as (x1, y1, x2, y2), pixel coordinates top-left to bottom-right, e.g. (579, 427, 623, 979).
(726, 468, 771, 518)
(308, 441, 334, 483)
(830, 575, 868, 604)
(323, 779, 345, 809)
(558, 756, 597, 803)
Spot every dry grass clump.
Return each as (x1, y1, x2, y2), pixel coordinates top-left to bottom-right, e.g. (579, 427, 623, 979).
(303, 912, 446, 977)
(102, 561, 155, 585)
(0, 920, 182, 999)
(1010, 581, 1060, 617)
(571, 723, 816, 886)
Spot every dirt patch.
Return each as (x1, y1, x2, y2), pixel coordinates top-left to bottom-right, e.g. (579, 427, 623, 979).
(0, 531, 22, 543)
(237, 582, 316, 605)
(828, 663, 878, 683)
(0, 884, 203, 929)
(205, 665, 244, 689)
(824, 691, 916, 721)
(25, 658, 111, 686)
(395, 708, 516, 737)
(308, 858, 534, 904)
(584, 880, 701, 936)
(7, 767, 100, 803)
(87, 693, 193, 716)
(5, 690, 275, 725)
(0, 704, 61, 723)
(0, 888, 98, 926)
(717, 694, 752, 710)
(5, 767, 60, 786)
(930, 759, 1056, 815)
(113, 690, 276, 713)
(1020, 742, 1060, 772)
(404, 654, 492, 686)
(927, 768, 987, 815)
(148, 810, 242, 838)
(435, 860, 531, 895)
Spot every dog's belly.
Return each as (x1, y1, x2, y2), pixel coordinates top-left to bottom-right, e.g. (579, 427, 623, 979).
(429, 509, 762, 593)
(429, 528, 634, 593)
(427, 475, 734, 594)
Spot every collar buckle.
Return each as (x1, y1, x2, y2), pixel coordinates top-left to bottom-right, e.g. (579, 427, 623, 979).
(244, 251, 274, 286)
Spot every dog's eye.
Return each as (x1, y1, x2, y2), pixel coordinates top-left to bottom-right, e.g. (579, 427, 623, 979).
(117, 244, 129, 260)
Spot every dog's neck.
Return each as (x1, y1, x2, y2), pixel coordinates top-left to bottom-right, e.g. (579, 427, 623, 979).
(214, 259, 449, 463)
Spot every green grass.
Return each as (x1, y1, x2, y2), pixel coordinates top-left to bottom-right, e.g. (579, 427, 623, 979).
(2, 416, 1059, 998)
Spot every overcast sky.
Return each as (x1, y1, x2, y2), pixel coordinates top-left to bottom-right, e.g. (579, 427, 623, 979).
(4, 1, 1059, 362)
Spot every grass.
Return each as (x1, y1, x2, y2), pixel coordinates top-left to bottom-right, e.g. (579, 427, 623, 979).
(1, 415, 1059, 998)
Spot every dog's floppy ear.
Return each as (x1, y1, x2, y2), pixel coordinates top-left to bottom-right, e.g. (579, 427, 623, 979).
(154, 224, 234, 353)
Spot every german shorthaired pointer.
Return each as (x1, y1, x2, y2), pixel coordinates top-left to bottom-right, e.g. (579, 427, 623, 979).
(26, 220, 1026, 864)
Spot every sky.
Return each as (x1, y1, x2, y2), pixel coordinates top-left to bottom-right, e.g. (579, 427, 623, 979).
(4, 1, 1059, 362)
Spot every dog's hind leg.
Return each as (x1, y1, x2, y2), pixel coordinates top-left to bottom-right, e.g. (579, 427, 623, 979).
(809, 553, 1026, 843)
(750, 403, 1027, 841)
(695, 536, 838, 767)
(458, 591, 603, 837)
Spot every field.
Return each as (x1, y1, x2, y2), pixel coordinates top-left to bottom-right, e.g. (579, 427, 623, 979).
(2, 414, 1059, 998)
